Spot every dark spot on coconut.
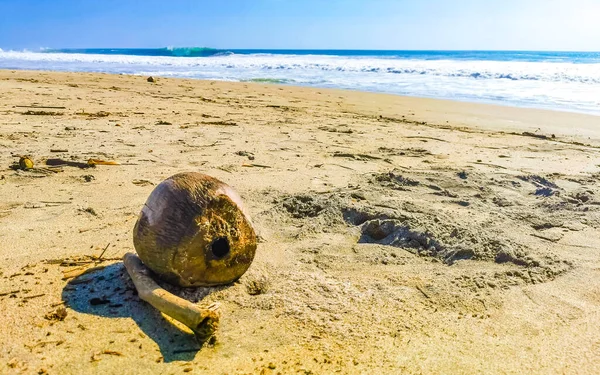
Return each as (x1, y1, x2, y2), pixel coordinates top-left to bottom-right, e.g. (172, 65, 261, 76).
(211, 237, 230, 259)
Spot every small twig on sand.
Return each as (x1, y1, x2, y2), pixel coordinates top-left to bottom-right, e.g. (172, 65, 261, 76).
(328, 163, 355, 170)
(16, 105, 67, 109)
(98, 243, 110, 261)
(242, 163, 272, 168)
(0, 289, 20, 297)
(22, 293, 45, 300)
(197, 141, 220, 148)
(62, 265, 107, 281)
(415, 285, 430, 299)
(91, 350, 123, 361)
(333, 152, 382, 161)
(25, 340, 65, 350)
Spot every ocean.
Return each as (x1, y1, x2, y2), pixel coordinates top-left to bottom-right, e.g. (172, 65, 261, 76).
(1, 47, 599, 115)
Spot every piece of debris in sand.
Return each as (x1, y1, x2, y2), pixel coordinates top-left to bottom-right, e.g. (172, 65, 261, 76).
(46, 158, 93, 169)
(16, 104, 66, 110)
(242, 163, 271, 168)
(18, 156, 34, 170)
(520, 131, 556, 140)
(62, 265, 107, 281)
(45, 158, 120, 168)
(87, 159, 120, 166)
(245, 274, 270, 295)
(333, 151, 382, 161)
(132, 179, 154, 186)
(21, 110, 63, 116)
(91, 350, 124, 361)
(235, 151, 255, 160)
(201, 120, 238, 126)
(10, 157, 64, 175)
(147, 76, 156, 83)
(123, 253, 220, 344)
(44, 307, 68, 321)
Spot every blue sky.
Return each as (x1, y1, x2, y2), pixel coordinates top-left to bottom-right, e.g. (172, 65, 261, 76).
(0, 0, 599, 51)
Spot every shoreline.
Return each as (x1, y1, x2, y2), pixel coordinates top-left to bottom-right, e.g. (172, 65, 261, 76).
(1, 68, 599, 374)
(2, 68, 600, 140)
(266, 78, 600, 118)
(2, 54, 600, 116)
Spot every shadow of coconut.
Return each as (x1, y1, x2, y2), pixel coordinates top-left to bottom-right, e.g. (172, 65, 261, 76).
(61, 262, 224, 363)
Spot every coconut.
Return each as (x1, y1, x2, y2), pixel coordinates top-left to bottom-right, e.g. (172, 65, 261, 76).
(133, 172, 257, 287)
(19, 156, 34, 170)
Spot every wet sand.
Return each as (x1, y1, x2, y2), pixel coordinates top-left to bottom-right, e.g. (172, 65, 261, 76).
(1, 69, 600, 374)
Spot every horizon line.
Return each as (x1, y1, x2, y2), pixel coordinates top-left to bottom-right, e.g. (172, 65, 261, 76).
(3, 47, 600, 53)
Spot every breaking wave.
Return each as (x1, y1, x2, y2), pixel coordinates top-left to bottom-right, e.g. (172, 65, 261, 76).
(1, 49, 599, 114)
(42, 47, 233, 57)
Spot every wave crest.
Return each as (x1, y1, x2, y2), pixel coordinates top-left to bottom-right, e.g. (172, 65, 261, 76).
(41, 47, 232, 58)
(163, 47, 231, 57)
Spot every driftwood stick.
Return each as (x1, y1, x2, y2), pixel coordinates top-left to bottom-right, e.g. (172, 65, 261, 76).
(123, 253, 220, 343)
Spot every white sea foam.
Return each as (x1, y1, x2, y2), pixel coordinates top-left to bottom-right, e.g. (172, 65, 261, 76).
(1, 50, 599, 114)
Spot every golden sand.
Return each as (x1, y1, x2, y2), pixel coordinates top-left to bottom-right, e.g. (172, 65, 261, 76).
(1, 70, 599, 374)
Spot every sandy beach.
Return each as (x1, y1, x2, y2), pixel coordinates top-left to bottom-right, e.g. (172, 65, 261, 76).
(1, 69, 600, 374)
